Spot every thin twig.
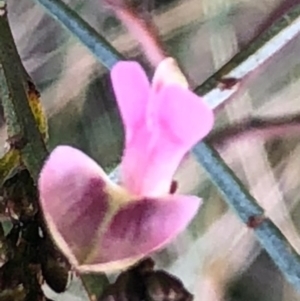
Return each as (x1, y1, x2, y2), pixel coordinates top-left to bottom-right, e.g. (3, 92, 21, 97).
(192, 143, 300, 289)
(104, 0, 167, 67)
(208, 114, 300, 147)
(198, 3, 300, 109)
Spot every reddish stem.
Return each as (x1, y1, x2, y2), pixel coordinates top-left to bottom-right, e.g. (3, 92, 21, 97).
(103, 0, 167, 67)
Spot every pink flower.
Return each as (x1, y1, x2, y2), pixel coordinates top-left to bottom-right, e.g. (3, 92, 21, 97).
(38, 59, 214, 273)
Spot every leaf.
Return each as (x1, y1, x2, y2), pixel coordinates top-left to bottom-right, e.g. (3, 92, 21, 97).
(0, 80, 48, 186)
(80, 274, 109, 300)
(26, 81, 48, 142)
(0, 150, 22, 187)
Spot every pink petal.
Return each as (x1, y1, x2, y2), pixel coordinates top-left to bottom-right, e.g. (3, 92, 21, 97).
(38, 146, 114, 267)
(76, 194, 201, 272)
(110, 61, 151, 144)
(154, 85, 214, 146)
(152, 57, 189, 93)
(121, 85, 214, 196)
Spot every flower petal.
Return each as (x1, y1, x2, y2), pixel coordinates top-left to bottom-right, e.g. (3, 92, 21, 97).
(75, 194, 201, 272)
(121, 85, 214, 196)
(152, 57, 189, 93)
(110, 61, 151, 143)
(38, 146, 114, 267)
(155, 85, 214, 146)
(38, 147, 201, 273)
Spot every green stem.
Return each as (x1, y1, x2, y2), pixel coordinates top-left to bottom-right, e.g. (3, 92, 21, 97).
(0, 3, 48, 180)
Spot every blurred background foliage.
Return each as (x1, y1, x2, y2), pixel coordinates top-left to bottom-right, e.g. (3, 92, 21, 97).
(3, 0, 300, 300)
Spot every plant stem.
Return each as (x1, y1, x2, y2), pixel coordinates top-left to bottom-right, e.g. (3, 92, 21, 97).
(0, 2, 48, 180)
(207, 114, 300, 147)
(104, 0, 167, 67)
(192, 143, 300, 289)
(198, 3, 300, 109)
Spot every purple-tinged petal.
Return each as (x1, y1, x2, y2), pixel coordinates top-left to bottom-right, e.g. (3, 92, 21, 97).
(75, 194, 201, 273)
(110, 61, 151, 144)
(38, 146, 116, 267)
(38, 147, 202, 273)
(121, 85, 214, 196)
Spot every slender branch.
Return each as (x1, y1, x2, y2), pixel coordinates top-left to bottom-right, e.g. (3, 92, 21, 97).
(192, 143, 300, 289)
(33, 0, 300, 291)
(208, 114, 300, 147)
(104, 0, 167, 67)
(198, 3, 300, 109)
